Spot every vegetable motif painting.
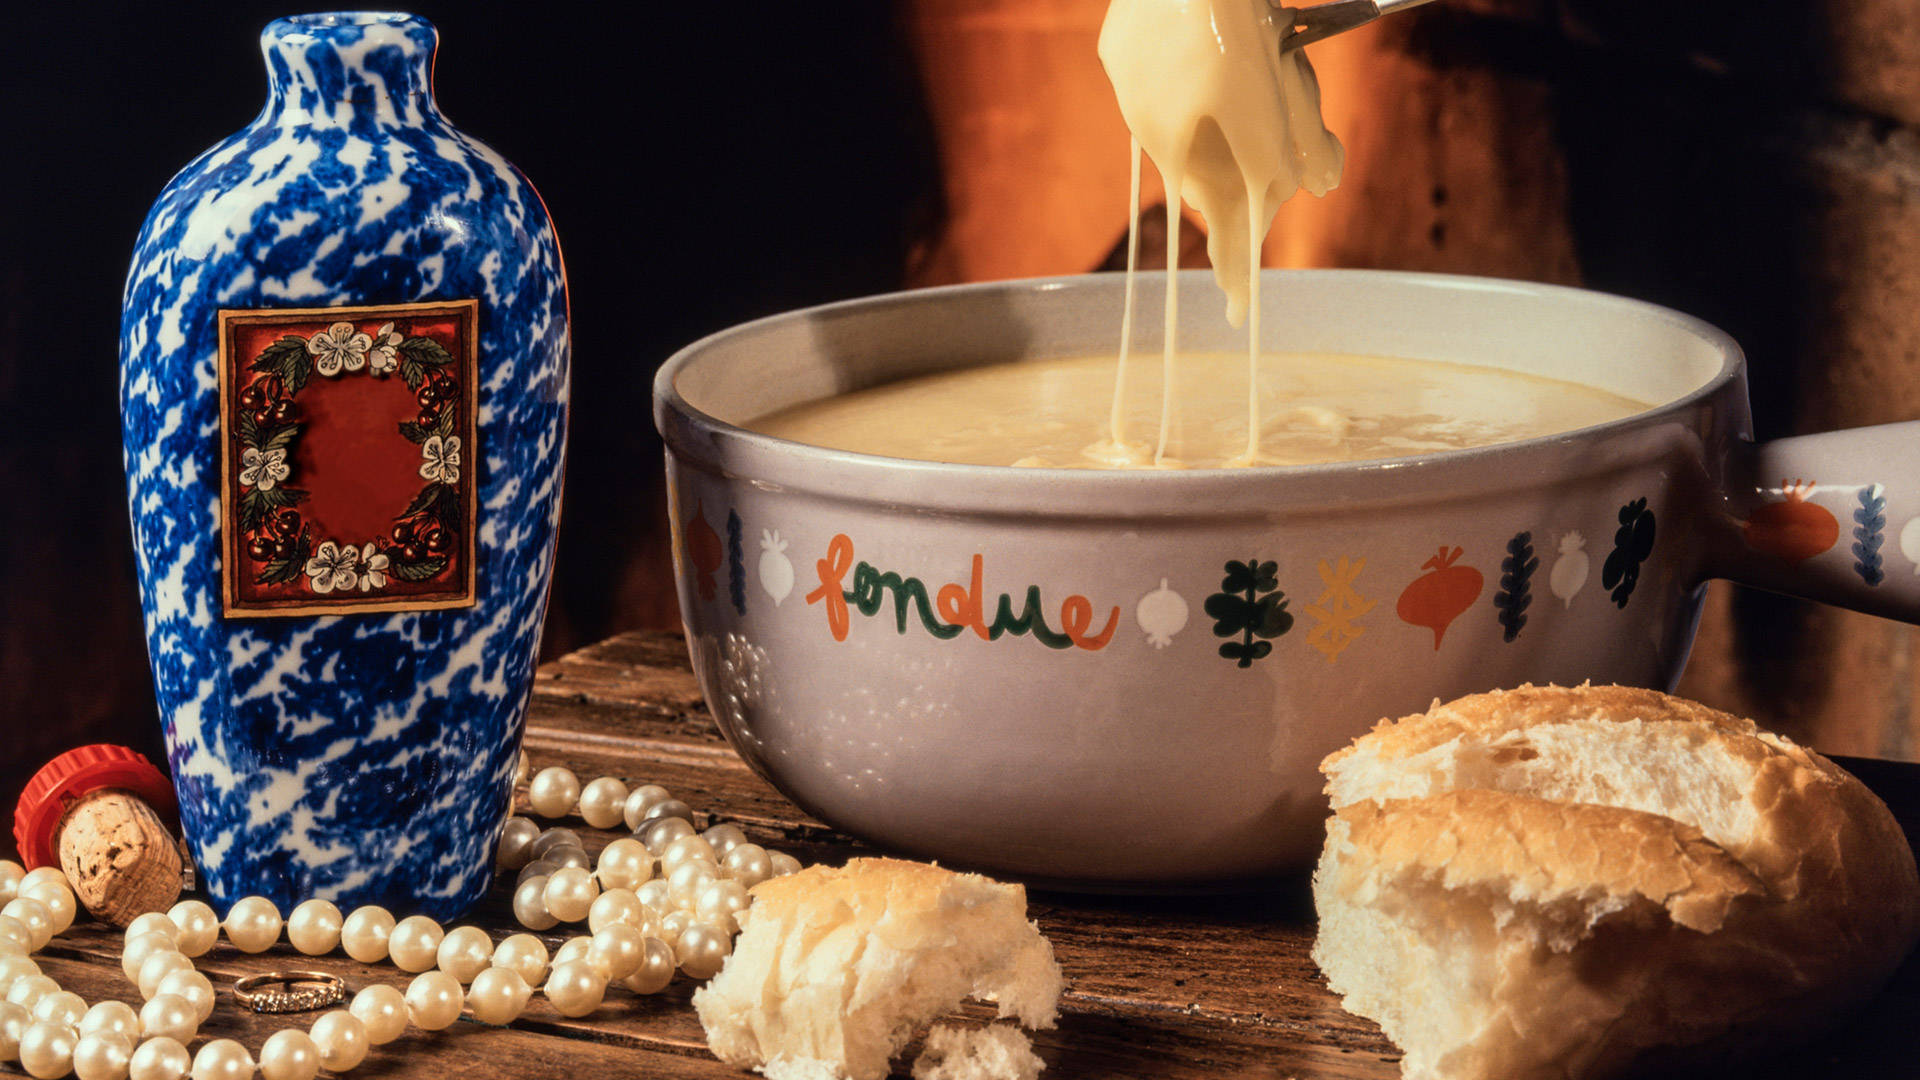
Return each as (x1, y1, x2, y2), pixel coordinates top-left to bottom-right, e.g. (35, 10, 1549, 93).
(1397, 546, 1483, 650)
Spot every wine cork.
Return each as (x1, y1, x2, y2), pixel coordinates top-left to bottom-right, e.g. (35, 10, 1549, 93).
(54, 789, 183, 927)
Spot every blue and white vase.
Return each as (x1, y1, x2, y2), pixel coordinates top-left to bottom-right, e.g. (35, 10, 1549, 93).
(119, 12, 568, 918)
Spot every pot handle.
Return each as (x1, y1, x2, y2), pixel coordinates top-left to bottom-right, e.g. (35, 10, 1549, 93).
(1705, 420, 1920, 623)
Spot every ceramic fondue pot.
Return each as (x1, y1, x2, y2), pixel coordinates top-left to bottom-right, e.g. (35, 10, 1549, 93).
(653, 270, 1920, 885)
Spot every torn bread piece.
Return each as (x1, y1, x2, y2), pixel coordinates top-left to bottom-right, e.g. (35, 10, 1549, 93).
(1313, 684, 1920, 1080)
(911, 1025, 1045, 1080)
(693, 857, 1062, 1080)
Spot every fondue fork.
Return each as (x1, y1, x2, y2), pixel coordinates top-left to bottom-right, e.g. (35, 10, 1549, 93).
(1277, 0, 1440, 52)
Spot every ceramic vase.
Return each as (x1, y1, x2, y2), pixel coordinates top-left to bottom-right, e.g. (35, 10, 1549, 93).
(119, 13, 568, 918)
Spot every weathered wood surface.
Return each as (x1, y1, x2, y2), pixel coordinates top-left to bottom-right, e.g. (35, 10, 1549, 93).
(11, 630, 1920, 1079)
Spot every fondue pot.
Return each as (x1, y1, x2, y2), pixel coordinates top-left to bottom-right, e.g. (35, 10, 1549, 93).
(653, 270, 1920, 885)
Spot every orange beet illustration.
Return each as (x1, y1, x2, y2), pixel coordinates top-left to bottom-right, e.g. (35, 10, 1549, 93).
(1397, 545, 1483, 650)
(685, 500, 723, 601)
(1743, 479, 1838, 566)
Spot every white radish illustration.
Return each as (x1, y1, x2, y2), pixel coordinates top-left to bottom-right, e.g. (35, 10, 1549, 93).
(1902, 516, 1920, 573)
(759, 530, 795, 605)
(1136, 578, 1189, 648)
(1549, 531, 1589, 608)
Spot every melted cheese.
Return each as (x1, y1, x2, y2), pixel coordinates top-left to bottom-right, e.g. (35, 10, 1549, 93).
(1097, 0, 1345, 467)
(747, 352, 1647, 470)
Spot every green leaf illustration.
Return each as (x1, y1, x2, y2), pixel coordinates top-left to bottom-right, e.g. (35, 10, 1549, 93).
(391, 555, 448, 582)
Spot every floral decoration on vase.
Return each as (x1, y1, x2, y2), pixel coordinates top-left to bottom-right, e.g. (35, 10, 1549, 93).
(218, 301, 479, 616)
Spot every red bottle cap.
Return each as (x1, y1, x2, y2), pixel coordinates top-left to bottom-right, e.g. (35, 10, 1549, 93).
(13, 745, 178, 870)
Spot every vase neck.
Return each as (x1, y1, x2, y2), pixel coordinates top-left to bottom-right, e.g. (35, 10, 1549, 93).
(260, 12, 442, 127)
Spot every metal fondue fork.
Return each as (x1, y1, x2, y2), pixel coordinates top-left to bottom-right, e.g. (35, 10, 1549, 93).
(1277, 0, 1441, 52)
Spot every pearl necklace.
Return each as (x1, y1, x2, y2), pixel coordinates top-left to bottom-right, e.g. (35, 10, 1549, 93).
(0, 762, 804, 1080)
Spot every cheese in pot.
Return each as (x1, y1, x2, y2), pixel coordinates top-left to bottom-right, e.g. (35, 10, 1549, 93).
(746, 352, 1648, 469)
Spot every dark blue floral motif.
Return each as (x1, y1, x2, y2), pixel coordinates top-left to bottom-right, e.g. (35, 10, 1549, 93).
(1494, 531, 1537, 642)
(1204, 559, 1293, 667)
(1601, 499, 1656, 609)
(1855, 485, 1887, 587)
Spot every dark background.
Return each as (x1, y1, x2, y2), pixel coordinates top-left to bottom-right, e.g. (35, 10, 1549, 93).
(0, 2, 942, 857)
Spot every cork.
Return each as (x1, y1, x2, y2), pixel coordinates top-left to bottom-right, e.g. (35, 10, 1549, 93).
(55, 788, 183, 926)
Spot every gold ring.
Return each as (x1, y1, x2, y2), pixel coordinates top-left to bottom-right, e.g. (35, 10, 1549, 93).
(232, 970, 347, 1014)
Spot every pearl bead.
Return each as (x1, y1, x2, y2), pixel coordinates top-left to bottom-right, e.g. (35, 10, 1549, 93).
(124, 914, 181, 948)
(542, 959, 606, 1018)
(495, 817, 540, 871)
(404, 971, 463, 1031)
(659, 908, 693, 942)
(465, 967, 530, 1025)
(0, 1000, 29, 1060)
(511, 875, 558, 931)
(72, 1030, 133, 1080)
(0, 862, 21, 904)
(32, 990, 87, 1029)
(257, 1030, 319, 1080)
(619, 937, 677, 995)
(551, 936, 593, 969)
(286, 900, 343, 956)
(437, 925, 493, 983)
(309, 1010, 369, 1072)
(165, 902, 220, 958)
(661, 834, 717, 874)
(622, 785, 673, 829)
(0, 915, 30, 954)
(137, 950, 196, 1000)
(18, 1018, 78, 1080)
(645, 799, 694, 825)
(0, 954, 40, 995)
(128, 1036, 192, 1080)
(139, 993, 199, 1044)
(513, 750, 532, 787)
(122, 931, 179, 982)
(595, 839, 654, 892)
(16, 869, 67, 896)
(223, 897, 283, 954)
(769, 851, 803, 877)
(586, 924, 646, 981)
(388, 915, 445, 973)
(577, 777, 629, 829)
(340, 906, 396, 963)
(701, 823, 748, 859)
(19, 881, 75, 936)
(543, 868, 599, 924)
(529, 828, 581, 861)
(544, 846, 592, 873)
(667, 861, 718, 910)
(675, 922, 733, 980)
(528, 767, 581, 818)
(1, 899, 54, 951)
(515, 858, 560, 887)
(723, 843, 774, 889)
(587, 888, 645, 933)
(6, 975, 59, 1010)
(77, 1001, 140, 1042)
(153, 970, 215, 1025)
(348, 984, 407, 1046)
(491, 934, 549, 986)
(636, 815, 694, 853)
(635, 879, 673, 915)
(189, 1037, 253, 1080)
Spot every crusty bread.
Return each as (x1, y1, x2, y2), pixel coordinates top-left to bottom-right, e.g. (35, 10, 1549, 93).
(693, 857, 1062, 1080)
(1312, 684, 1920, 1080)
(911, 1025, 1045, 1080)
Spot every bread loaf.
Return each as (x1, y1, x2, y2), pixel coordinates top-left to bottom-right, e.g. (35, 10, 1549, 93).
(1311, 684, 1920, 1080)
(693, 857, 1061, 1080)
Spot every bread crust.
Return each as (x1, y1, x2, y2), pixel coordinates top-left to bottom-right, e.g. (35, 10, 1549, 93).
(1312, 684, 1920, 1080)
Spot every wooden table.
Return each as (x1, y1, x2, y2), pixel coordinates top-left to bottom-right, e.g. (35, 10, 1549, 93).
(17, 631, 1920, 1078)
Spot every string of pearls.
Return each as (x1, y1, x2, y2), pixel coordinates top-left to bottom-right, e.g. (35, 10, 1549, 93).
(0, 762, 806, 1080)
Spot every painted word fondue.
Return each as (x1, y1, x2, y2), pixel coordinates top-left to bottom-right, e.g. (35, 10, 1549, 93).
(746, 351, 1648, 469)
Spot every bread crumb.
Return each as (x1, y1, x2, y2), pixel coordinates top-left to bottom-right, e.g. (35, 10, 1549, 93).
(911, 1025, 1044, 1080)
